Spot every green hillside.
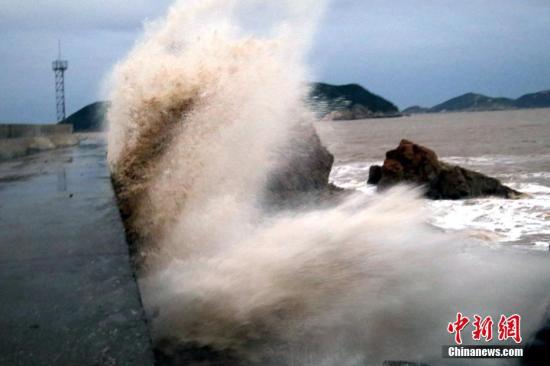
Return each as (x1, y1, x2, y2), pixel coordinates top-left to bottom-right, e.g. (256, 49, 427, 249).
(59, 101, 110, 132)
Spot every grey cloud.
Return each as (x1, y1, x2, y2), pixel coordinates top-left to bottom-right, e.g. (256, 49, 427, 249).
(0, 0, 173, 32)
(1, 0, 550, 122)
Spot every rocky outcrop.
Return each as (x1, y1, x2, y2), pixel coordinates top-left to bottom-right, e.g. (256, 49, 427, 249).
(402, 105, 429, 114)
(265, 122, 341, 206)
(322, 105, 402, 121)
(367, 165, 382, 185)
(522, 310, 550, 366)
(322, 104, 371, 121)
(367, 139, 523, 199)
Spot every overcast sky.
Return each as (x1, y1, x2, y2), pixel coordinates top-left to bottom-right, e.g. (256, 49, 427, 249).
(1, 0, 549, 123)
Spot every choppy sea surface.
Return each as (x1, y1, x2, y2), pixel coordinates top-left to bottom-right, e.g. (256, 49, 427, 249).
(317, 108, 550, 251)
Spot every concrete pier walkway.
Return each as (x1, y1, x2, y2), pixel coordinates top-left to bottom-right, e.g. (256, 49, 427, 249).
(0, 134, 154, 365)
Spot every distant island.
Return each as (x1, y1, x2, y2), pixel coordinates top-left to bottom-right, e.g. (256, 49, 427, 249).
(403, 90, 550, 114)
(59, 83, 401, 131)
(59, 101, 110, 132)
(309, 83, 400, 120)
(59, 87, 550, 132)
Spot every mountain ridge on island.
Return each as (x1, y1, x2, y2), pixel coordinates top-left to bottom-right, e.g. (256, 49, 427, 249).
(59, 83, 401, 131)
(59, 101, 110, 132)
(59, 88, 550, 132)
(403, 89, 550, 114)
(309, 82, 400, 120)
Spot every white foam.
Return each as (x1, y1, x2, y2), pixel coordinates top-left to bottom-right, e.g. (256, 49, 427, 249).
(329, 161, 380, 189)
(331, 162, 550, 248)
(533, 241, 550, 251)
(441, 154, 550, 167)
(429, 196, 550, 244)
(499, 172, 550, 180)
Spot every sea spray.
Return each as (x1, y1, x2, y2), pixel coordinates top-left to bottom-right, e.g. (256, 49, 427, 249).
(142, 189, 548, 365)
(107, 0, 322, 250)
(106, 1, 550, 364)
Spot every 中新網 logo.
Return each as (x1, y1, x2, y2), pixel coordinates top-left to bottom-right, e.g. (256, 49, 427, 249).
(447, 313, 522, 344)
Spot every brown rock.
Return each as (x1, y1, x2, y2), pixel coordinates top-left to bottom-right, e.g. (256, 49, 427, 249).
(368, 139, 523, 200)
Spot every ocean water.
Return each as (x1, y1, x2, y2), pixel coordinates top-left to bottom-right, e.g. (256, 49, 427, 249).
(318, 108, 550, 251)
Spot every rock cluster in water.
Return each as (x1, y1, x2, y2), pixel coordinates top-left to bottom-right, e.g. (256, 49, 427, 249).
(367, 139, 523, 199)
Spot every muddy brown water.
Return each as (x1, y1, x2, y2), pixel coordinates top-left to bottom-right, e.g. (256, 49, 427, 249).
(316, 108, 550, 177)
(317, 108, 550, 249)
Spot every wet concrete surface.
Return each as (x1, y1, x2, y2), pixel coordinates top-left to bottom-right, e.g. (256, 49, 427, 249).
(0, 135, 154, 365)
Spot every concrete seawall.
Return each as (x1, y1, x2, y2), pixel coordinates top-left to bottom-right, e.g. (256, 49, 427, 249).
(0, 124, 78, 161)
(0, 123, 73, 139)
(0, 135, 154, 365)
